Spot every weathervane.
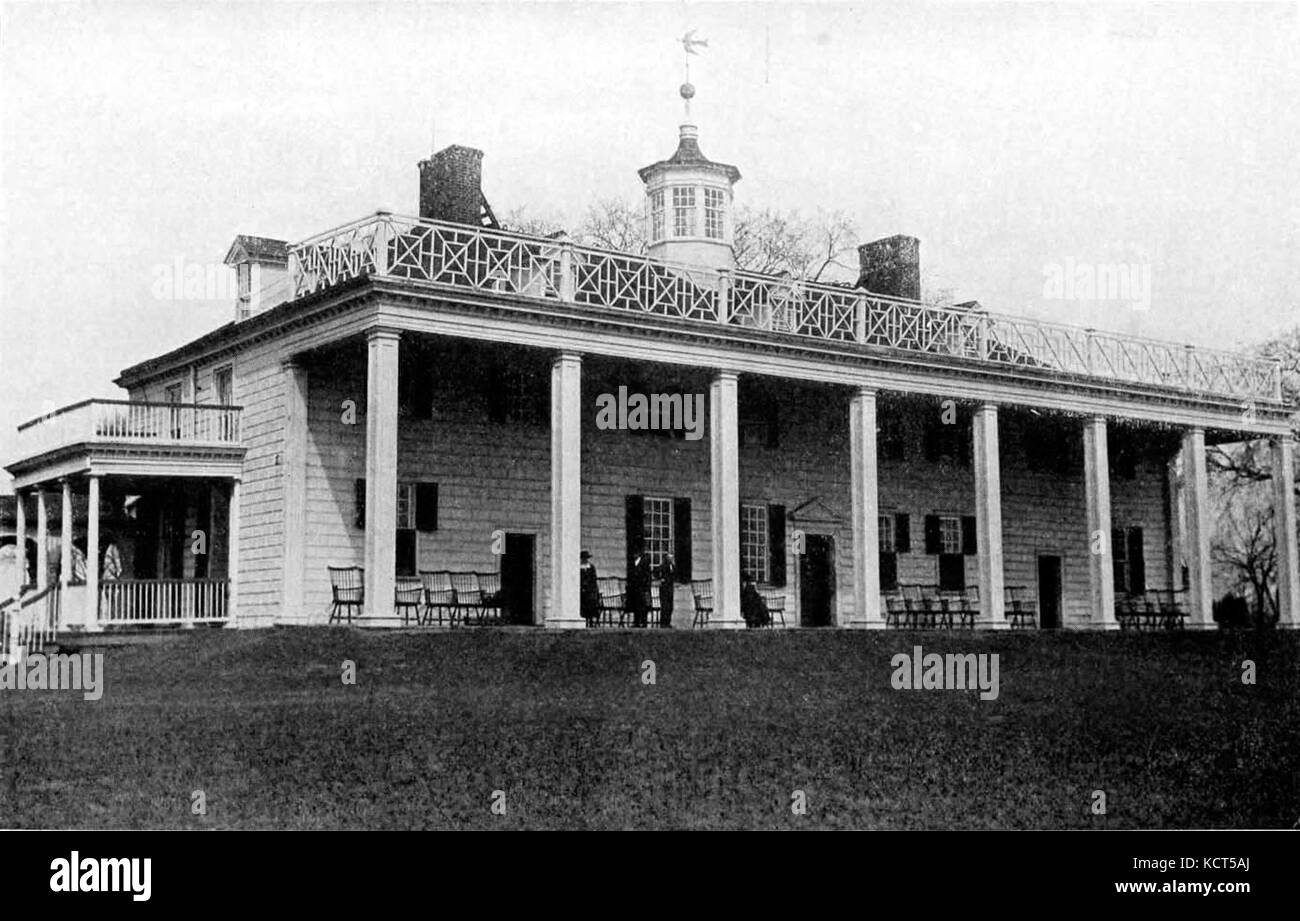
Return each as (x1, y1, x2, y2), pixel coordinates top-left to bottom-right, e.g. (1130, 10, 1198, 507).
(678, 29, 708, 121)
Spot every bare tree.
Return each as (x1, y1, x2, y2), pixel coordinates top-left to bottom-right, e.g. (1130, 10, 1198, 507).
(578, 199, 646, 253)
(1212, 468, 1279, 623)
(731, 206, 858, 282)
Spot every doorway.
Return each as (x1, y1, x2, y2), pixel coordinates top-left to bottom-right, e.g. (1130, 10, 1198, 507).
(800, 534, 835, 627)
(1037, 555, 1062, 629)
(501, 533, 536, 625)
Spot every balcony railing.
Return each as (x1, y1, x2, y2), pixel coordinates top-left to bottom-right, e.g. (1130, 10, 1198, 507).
(14, 400, 242, 462)
(288, 212, 1283, 404)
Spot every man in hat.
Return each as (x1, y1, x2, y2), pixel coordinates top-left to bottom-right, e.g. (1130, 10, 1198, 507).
(580, 550, 601, 627)
(655, 553, 676, 628)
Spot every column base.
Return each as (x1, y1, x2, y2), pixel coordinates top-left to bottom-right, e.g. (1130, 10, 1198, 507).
(978, 620, 1011, 631)
(841, 620, 887, 630)
(545, 617, 587, 630)
(1183, 621, 1219, 631)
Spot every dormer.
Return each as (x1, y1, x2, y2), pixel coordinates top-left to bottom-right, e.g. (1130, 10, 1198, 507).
(224, 235, 290, 321)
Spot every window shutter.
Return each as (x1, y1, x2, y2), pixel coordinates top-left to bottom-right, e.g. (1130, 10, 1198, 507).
(625, 495, 644, 580)
(396, 530, 417, 577)
(673, 497, 692, 582)
(879, 552, 898, 591)
(486, 364, 508, 423)
(354, 478, 366, 529)
(415, 482, 439, 531)
(924, 515, 941, 554)
(765, 402, 780, 448)
(1112, 527, 1126, 592)
(895, 514, 911, 553)
(768, 504, 786, 587)
(961, 516, 977, 555)
(1127, 527, 1146, 593)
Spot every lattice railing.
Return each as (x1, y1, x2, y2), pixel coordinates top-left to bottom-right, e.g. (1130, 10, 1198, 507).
(287, 212, 1282, 404)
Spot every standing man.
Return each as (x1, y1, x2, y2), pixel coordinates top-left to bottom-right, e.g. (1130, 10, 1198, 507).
(656, 553, 676, 629)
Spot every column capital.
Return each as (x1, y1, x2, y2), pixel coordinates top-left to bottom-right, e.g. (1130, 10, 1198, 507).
(366, 326, 403, 343)
(851, 385, 877, 400)
(976, 401, 999, 415)
(712, 369, 739, 384)
(552, 351, 583, 367)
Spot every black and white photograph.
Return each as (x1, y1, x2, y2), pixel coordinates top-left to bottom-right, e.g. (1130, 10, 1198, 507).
(0, 0, 1296, 890)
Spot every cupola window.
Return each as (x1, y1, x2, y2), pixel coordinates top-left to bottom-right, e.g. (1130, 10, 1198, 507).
(672, 186, 697, 237)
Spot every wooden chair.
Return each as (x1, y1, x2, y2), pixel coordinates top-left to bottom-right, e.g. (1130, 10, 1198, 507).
(1005, 585, 1037, 629)
(1116, 594, 1140, 630)
(419, 570, 456, 626)
(328, 566, 364, 624)
(691, 579, 713, 628)
(450, 572, 484, 625)
(883, 589, 907, 627)
(395, 577, 423, 626)
(761, 588, 787, 628)
(901, 584, 926, 628)
(478, 572, 504, 623)
(597, 577, 625, 627)
(1161, 589, 1188, 630)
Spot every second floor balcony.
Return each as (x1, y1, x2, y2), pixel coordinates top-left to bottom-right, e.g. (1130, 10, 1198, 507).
(288, 212, 1285, 407)
(7, 400, 244, 488)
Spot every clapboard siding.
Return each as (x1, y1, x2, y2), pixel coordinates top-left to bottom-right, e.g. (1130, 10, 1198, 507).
(295, 347, 1174, 628)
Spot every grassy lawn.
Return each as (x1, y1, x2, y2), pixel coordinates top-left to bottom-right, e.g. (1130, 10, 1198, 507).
(2, 627, 1297, 829)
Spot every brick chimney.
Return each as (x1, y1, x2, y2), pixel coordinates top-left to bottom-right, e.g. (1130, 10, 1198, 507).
(857, 234, 921, 300)
(418, 144, 485, 225)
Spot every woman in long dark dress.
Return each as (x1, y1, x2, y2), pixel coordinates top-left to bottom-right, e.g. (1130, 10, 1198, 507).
(580, 550, 601, 627)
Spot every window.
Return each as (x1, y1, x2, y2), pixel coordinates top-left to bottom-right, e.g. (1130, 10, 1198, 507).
(741, 503, 769, 583)
(939, 515, 963, 554)
(486, 366, 545, 425)
(672, 186, 696, 237)
(704, 187, 726, 240)
(163, 383, 185, 438)
(1112, 526, 1146, 595)
(925, 513, 974, 592)
(878, 515, 896, 554)
(354, 480, 438, 576)
(643, 497, 674, 569)
(237, 263, 251, 297)
(649, 190, 665, 242)
(625, 496, 693, 583)
(163, 383, 184, 403)
(879, 409, 906, 461)
(213, 367, 233, 405)
(739, 393, 779, 448)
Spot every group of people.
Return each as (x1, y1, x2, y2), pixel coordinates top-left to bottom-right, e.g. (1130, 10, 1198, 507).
(580, 550, 675, 628)
(579, 551, 771, 629)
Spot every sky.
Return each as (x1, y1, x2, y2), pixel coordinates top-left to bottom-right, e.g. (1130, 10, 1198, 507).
(1, 1, 1298, 482)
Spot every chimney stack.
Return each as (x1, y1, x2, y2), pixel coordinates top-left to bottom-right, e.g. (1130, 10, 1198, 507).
(418, 144, 485, 225)
(857, 234, 921, 300)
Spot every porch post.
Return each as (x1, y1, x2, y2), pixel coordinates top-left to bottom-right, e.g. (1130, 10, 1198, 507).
(281, 358, 309, 623)
(228, 479, 241, 625)
(972, 403, 1006, 627)
(1182, 427, 1214, 628)
(849, 387, 882, 627)
(60, 478, 73, 592)
(363, 328, 400, 619)
(710, 370, 742, 626)
(35, 488, 48, 590)
(1272, 436, 1299, 628)
(86, 474, 100, 632)
(549, 352, 583, 627)
(14, 489, 25, 589)
(1083, 416, 1117, 628)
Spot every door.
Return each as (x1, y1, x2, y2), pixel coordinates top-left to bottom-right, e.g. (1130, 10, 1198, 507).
(1038, 555, 1062, 629)
(501, 533, 536, 625)
(800, 534, 835, 627)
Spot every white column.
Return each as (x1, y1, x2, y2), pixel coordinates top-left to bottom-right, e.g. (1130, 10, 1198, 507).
(60, 478, 73, 591)
(14, 490, 25, 589)
(363, 328, 400, 618)
(1273, 436, 1299, 628)
(849, 387, 882, 627)
(1183, 427, 1213, 628)
(1084, 416, 1117, 628)
(35, 488, 48, 590)
(549, 353, 583, 627)
(86, 475, 100, 631)
(228, 479, 241, 625)
(710, 370, 742, 626)
(281, 359, 309, 623)
(972, 403, 1006, 627)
